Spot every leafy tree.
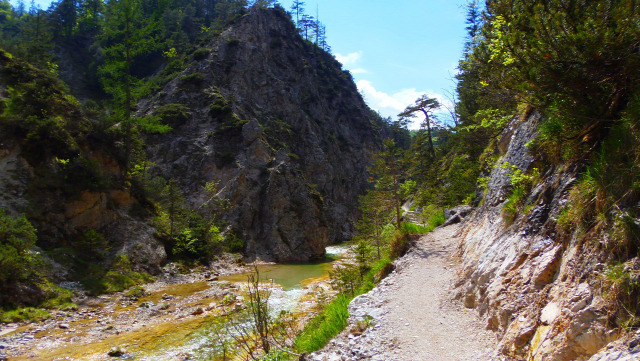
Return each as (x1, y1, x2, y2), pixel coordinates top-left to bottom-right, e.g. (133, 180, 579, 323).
(354, 240, 371, 279)
(480, 0, 640, 150)
(251, 0, 276, 9)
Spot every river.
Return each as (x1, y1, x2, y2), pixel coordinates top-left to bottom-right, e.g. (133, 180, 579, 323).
(1, 245, 349, 361)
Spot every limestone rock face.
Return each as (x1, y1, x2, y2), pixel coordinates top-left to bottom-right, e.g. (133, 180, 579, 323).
(139, 7, 383, 261)
(456, 110, 620, 360)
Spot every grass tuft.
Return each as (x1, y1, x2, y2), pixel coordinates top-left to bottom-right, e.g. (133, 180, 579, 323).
(294, 294, 350, 353)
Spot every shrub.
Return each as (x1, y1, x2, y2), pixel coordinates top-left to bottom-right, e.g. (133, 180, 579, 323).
(500, 163, 539, 224)
(81, 255, 153, 295)
(209, 96, 232, 118)
(153, 103, 191, 128)
(192, 48, 211, 61)
(178, 72, 205, 89)
(173, 228, 214, 263)
(74, 229, 110, 261)
(0, 210, 42, 306)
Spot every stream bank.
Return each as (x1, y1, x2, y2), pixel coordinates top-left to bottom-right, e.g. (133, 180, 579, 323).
(0, 247, 349, 361)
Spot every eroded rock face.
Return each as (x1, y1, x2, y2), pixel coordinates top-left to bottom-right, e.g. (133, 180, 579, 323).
(140, 7, 383, 261)
(456, 110, 620, 360)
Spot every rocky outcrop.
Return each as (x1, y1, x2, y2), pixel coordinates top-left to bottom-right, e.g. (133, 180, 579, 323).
(0, 51, 167, 289)
(455, 110, 623, 359)
(442, 205, 473, 226)
(139, 7, 384, 261)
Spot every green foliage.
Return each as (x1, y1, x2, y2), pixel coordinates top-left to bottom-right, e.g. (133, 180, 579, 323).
(294, 294, 350, 353)
(467, 0, 640, 161)
(178, 72, 205, 89)
(75, 228, 110, 261)
(0, 307, 51, 323)
(223, 231, 245, 253)
(602, 262, 640, 328)
(149, 177, 233, 263)
(173, 227, 214, 263)
(192, 47, 211, 61)
(354, 240, 372, 279)
(81, 254, 154, 295)
(0, 209, 41, 305)
(461, 108, 511, 138)
(0, 49, 88, 163)
(209, 95, 232, 117)
(125, 285, 148, 299)
(399, 180, 416, 200)
(260, 349, 291, 361)
(298, 251, 395, 354)
(38, 281, 76, 310)
(153, 103, 191, 128)
(369, 138, 404, 229)
(443, 155, 479, 206)
(500, 162, 539, 224)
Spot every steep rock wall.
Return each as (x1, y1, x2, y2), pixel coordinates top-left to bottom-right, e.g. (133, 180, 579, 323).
(139, 7, 383, 261)
(456, 110, 623, 360)
(0, 51, 166, 278)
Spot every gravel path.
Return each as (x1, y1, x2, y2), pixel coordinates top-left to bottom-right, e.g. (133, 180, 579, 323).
(310, 224, 501, 361)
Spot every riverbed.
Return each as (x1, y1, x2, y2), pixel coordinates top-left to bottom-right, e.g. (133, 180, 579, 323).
(0, 246, 349, 361)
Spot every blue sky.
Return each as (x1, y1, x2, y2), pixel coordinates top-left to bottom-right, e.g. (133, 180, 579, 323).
(13, 0, 469, 128)
(278, 0, 468, 127)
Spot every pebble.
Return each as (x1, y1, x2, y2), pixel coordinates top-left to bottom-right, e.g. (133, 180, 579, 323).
(58, 323, 70, 329)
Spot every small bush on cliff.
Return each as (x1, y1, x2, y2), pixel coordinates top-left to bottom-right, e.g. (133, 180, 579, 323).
(602, 262, 640, 329)
(501, 163, 539, 224)
(153, 103, 191, 128)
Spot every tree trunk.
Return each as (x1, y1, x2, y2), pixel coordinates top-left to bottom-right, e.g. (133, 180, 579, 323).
(421, 109, 436, 158)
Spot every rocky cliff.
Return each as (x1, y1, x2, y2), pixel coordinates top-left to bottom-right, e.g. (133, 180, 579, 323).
(455, 109, 639, 360)
(0, 50, 166, 305)
(138, 7, 384, 262)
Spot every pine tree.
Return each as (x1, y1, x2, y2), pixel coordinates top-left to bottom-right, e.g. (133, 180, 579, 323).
(370, 138, 405, 230)
(99, 0, 167, 172)
(398, 95, 441, 159)
(290, 0, 304, 27)
(20, 8, 53, 66)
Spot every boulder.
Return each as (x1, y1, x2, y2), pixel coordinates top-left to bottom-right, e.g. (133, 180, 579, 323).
(442, 205, 473, 226)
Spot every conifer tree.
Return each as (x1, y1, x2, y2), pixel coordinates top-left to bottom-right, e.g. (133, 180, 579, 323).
(370, 138, 405, 230)
(398, 95, 441, 159)
(290, 0, 304, 27)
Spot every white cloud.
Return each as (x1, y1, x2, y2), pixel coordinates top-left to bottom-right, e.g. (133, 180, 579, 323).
(350, 68, 368, 74)
(356, 80, 454, 130)
(335, 51, 363, 67)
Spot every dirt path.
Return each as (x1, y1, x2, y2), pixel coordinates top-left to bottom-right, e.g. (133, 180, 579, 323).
(310, 224, 502, 361)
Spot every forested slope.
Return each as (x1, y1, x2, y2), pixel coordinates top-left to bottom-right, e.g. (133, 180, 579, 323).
(0, 0, 391, 312)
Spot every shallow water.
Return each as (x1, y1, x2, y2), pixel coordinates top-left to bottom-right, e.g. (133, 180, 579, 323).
(219, 245, 350, 290)
(9, 245, 350, 361)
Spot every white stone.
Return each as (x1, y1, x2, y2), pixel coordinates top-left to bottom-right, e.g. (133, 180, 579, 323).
(540, 302, 561, 325)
